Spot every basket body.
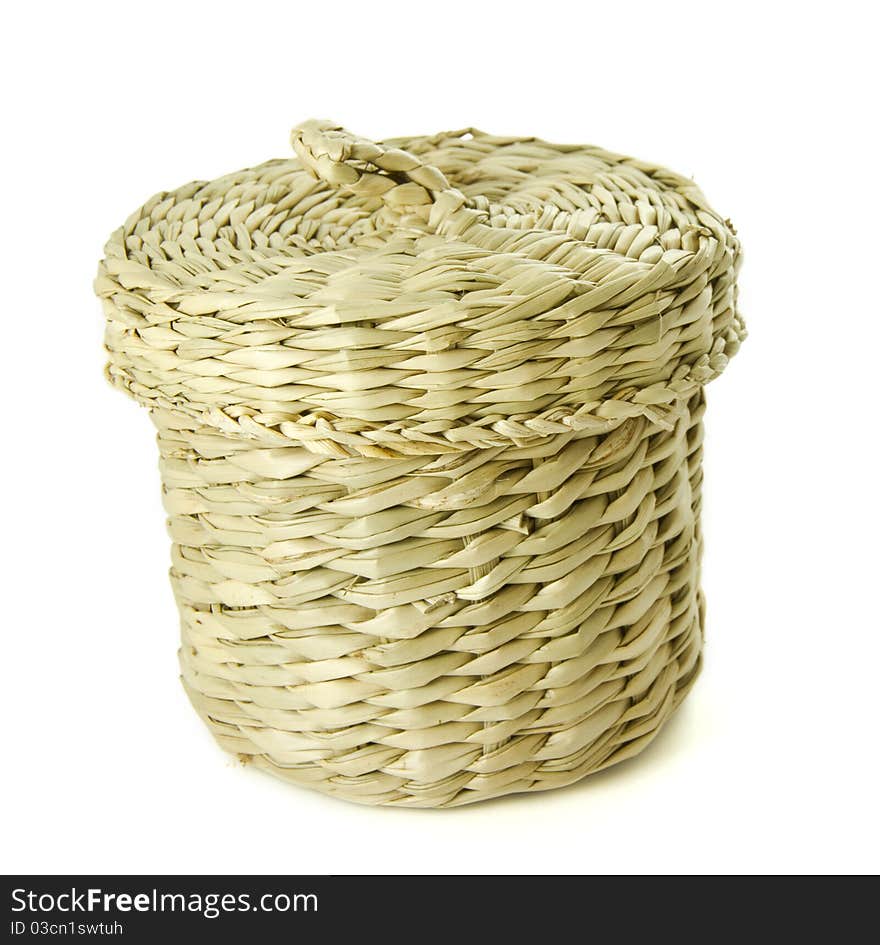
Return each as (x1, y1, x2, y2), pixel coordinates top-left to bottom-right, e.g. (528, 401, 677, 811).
(157, 390, 704, 806)
(98, 121, 742, 806)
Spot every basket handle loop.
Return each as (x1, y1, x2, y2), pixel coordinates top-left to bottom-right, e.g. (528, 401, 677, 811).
(290, 119, 471, 225)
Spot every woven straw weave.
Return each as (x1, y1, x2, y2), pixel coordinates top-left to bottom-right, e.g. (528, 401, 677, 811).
(96, 120, 744, 807)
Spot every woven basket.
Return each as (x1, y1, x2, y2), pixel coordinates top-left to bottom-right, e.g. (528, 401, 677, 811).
(96, 120, 744, 807)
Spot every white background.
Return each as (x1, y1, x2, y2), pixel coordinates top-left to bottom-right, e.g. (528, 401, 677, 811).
(2, 1, 878, 875)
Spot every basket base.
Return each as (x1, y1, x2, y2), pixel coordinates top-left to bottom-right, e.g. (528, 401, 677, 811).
(182, 614, 702, 808)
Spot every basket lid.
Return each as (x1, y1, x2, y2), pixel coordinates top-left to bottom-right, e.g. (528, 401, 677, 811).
(96, 120, 744, 456)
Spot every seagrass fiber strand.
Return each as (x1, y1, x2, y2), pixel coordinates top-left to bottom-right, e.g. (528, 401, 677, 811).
(96, 120, 744, 807)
